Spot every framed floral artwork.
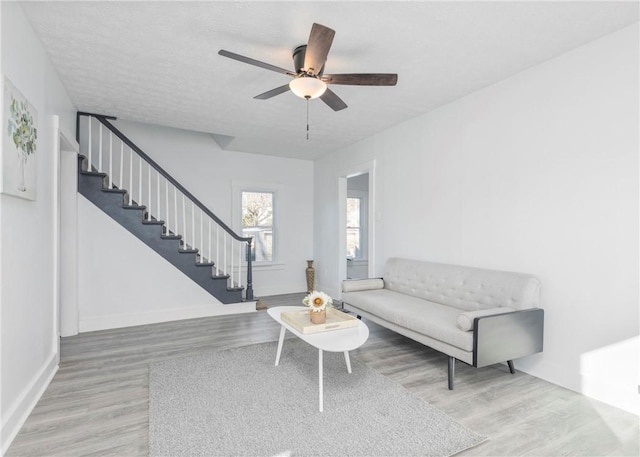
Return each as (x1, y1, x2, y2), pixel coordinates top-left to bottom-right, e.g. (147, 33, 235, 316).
(2, 76, 37, 201)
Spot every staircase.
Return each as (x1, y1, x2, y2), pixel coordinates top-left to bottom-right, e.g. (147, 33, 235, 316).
(76, 112, 254, 304)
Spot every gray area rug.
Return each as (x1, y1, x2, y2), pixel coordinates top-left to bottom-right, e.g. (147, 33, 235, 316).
(149, 339, 486, 457)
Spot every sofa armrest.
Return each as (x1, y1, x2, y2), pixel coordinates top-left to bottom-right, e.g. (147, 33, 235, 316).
(456, 307, 516, 331)
(342, 278, 384, 293)
(473, 308, 544, 368)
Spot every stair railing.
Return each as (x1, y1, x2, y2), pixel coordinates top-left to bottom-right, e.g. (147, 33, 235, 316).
(76, 112, 254, 301)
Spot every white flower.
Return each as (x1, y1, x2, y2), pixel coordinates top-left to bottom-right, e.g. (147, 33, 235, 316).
(303, 291, 333, 312)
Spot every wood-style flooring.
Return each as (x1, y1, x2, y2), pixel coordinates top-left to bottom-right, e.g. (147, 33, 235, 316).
(7, 293, 639, 456)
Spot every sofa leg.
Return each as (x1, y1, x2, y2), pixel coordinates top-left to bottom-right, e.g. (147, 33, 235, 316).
(356, 315, 362, 320)
(507, 360, 515, 374)
(448, 357, 455, 390)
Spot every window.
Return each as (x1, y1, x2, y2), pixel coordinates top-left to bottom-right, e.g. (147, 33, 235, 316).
(241, 191, 274, 262)
(346, 197, 362, 259)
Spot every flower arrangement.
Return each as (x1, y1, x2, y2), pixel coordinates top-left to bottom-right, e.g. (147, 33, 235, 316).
(303, 290, 333, 313)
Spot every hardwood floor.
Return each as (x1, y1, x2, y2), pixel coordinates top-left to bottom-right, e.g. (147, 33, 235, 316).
(7, 293, 639, 456)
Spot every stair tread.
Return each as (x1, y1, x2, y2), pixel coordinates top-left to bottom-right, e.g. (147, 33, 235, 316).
(142, 220, 165, 225)
(80, 171, 107, 177)
(103, 188, 127, 194)
(122, 205, 146, 210)
(161, 234, 182, 240)
(179, 248, 199, 254)
(196, 262, 215, 267)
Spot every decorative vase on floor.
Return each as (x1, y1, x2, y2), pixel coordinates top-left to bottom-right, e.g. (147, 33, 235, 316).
(306, 260, 315, 294)
(310, 309, 326, 324)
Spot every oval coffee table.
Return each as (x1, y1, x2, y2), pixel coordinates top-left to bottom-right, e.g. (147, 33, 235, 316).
(267, 306, 369, 412)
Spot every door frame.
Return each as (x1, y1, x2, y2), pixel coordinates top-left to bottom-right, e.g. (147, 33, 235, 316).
(338, 160, 376, 284)
(53, 116, 79, 339)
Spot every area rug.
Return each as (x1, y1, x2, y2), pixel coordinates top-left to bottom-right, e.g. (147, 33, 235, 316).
(149, 339, 486, 457)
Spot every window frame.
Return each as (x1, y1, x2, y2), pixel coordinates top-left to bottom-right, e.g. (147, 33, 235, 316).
(346, 190, 368, 261)
(232, 182, 282, 268)
(346, 196, 363, 260)
(241, 190, 275, 263)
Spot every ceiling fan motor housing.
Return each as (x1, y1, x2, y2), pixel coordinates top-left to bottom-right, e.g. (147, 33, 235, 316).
(292, 45, 324, 76)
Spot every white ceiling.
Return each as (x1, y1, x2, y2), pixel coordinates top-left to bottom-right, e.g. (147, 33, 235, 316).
(20, 1, 639, 160)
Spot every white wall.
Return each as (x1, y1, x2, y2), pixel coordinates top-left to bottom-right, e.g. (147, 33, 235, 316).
(77, 196, 254, 332)
(0, 3, 77, 452)
(112, 119, 314, 296)
(314, 23, 639, 415)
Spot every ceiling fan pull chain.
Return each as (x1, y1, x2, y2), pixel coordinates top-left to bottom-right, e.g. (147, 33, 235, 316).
(306, 97, 310, 140)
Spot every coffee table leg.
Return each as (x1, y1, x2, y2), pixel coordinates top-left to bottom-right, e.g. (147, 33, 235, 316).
(343, 351, 352, 374)
(275, 325, 286, 366)
(319, 348, 323, 412)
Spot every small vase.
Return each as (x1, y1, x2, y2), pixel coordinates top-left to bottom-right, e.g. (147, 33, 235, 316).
(310, 309, 326, 324)
(306, 260, 315, 294)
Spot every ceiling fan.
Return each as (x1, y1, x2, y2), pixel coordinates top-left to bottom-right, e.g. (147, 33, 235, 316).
(218, 23, 398, 112)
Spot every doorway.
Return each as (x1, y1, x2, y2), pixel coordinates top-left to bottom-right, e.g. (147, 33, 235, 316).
(338, 160, 375, 284)
(346, 173, 369, 279)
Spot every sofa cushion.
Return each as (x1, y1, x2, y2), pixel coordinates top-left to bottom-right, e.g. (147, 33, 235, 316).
(456, 307, 516, 331)
(342, 278, 384, 293)
(342, 289, 473, 352)
(384, 258, 541, 312)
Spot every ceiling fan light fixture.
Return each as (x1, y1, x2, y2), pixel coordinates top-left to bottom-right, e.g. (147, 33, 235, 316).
(289, 76, 327, 99)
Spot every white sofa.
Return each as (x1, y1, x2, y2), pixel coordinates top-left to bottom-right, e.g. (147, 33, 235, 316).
(341, 257, 544, 389)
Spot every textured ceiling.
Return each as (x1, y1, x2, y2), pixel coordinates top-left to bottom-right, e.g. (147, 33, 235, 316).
(20, 1, 639, 160)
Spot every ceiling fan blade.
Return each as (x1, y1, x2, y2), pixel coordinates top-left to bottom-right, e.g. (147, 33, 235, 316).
(322, 73, 398, 86)
(320, 88, 347, 111)
(254, 84, 291, 100)
(218, 50, 295, 76)
(304, 23, 335, 76)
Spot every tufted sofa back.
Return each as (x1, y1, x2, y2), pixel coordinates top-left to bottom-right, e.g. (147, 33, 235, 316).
(384, 258, 541, 312)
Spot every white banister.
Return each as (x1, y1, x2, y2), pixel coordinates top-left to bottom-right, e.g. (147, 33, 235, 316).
(165, 177, 170, 233)
(182, 194, 187, 249)
(230, 234, 234, 286)
(208, 218, 212, 265)
(128, 148, 133, 205)
(108, 132, 113, 189)
(216, 225, 220, 275)
(98, 123, 103, 173)
(199, 209, 204, 263)
(119, 141, 123, 191)
(87, 116, 92, 170)
(191, 201, 195, 255)
(224, 232, 227, 280)
(156, 170, 160, 222)
(138, 156, 142, 207)
(173, 185, 178, 236)
(147, 164, 151, 219)
(237, 242, 242, 289)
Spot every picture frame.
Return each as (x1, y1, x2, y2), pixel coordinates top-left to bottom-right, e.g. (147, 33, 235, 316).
(2, 76, 38, 201)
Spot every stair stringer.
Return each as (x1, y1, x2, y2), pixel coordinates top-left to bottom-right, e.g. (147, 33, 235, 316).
(77, 195, 255, 332)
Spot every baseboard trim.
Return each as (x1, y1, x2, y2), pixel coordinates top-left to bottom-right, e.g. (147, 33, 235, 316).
(79, 302, 256, 332)
(1, 352, 59, 455)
